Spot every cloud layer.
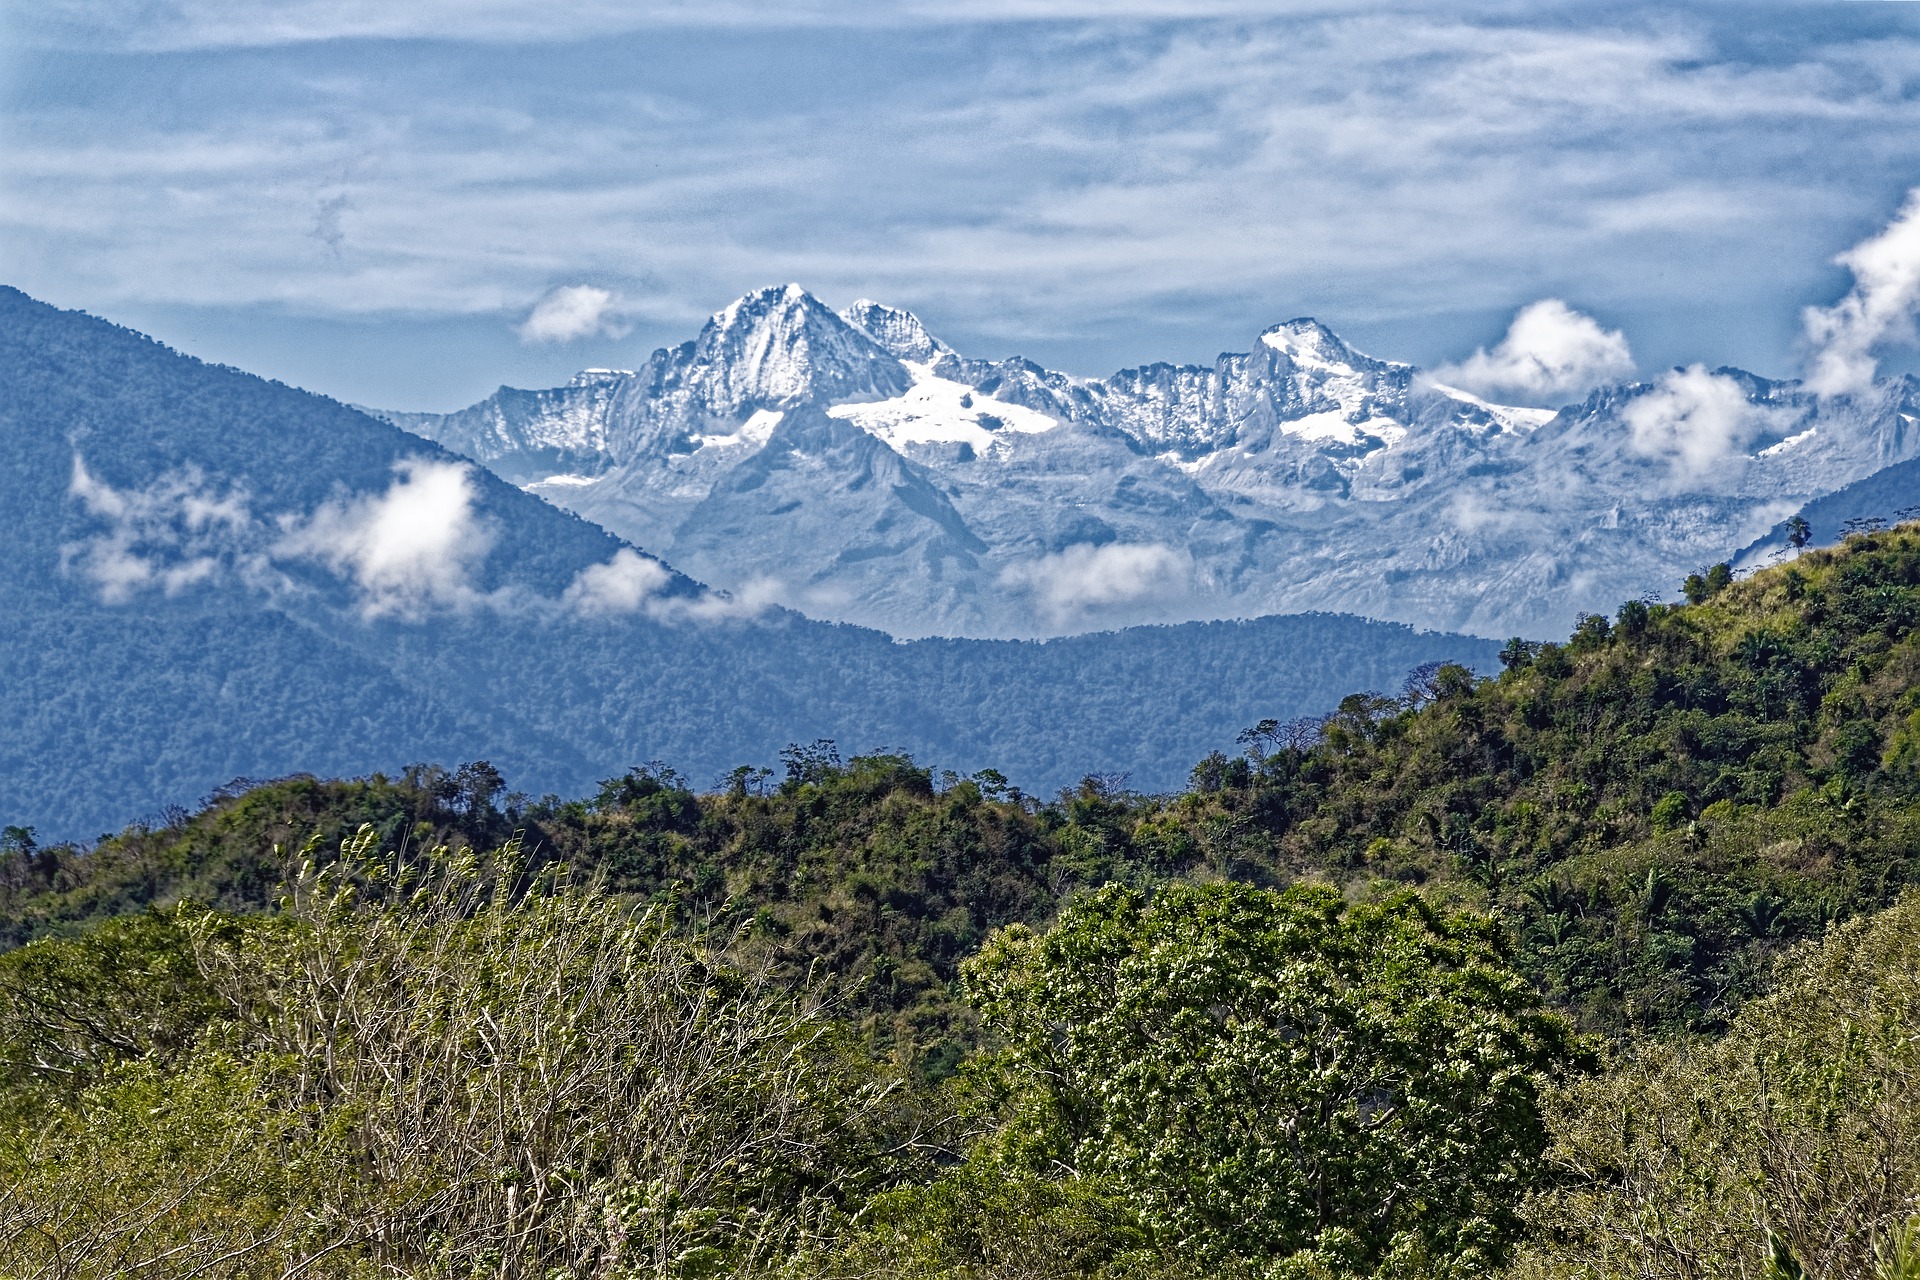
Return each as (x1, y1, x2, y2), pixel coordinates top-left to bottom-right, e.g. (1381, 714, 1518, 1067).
(19, 0, 1315, 51)
(65, 458, 258, 602)
(1000, 542, 1188, 625)
(1432, 299, 1634, 405)
(1622, 364, 1787, 479)
(1804, 186, 1920, 398)
(7, 6, 1920, 403)
(561, 547, 671, 614)
(275, 459, 496, 617)
(63, 453, 770, 624)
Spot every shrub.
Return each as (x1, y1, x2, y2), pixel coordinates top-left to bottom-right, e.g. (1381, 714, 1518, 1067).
(0, 826, 928, 1279)
(1514, 891, 1920, 1279)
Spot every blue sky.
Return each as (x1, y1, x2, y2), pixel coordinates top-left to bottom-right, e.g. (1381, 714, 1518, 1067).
(4, 1, 1919, 410)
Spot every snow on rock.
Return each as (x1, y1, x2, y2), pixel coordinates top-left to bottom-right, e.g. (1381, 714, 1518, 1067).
(692, 408, 785, 451)
(1427, 382, 1560, 433)
(699, 285, 900, 410)
(1759, 426, 1819, 458)
(378, 374, 629, 485)
(1278, 410, 1407, 448)
(840, 300, 952, 363)
(383, 286, 1920, 640)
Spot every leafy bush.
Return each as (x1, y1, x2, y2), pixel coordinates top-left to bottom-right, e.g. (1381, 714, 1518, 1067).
(0, 827, 931, 1279)
(1514, 890, 1920, 1279)
(957, 881, 1581, 1277)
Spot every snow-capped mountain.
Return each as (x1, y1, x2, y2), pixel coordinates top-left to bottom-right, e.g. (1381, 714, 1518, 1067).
(382, 285, 1920, 640)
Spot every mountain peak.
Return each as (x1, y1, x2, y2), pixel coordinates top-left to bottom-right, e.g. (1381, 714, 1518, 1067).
(570, 368, 634, 387)
(1258, 317, 1405, 375)
(382, 281, 1920, 646)
(840, 299, 951, 363)
(709, 282, 827, 330)
(690, 285, 910, 414)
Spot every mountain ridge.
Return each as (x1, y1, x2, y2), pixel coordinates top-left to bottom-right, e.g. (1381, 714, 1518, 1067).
(384, 286, 1920, 641)
(0, 284, 1498, 839)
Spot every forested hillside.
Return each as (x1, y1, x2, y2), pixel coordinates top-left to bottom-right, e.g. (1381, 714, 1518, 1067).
(16, 526, 1920, 1037)
(5, 528, 1920, 1277)
(0, 285, 1494, 838)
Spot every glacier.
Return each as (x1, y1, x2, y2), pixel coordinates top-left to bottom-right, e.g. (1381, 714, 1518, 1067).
(380, 285, 1920, 640)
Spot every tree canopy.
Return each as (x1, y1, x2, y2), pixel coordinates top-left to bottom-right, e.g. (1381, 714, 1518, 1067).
(964, 882, 1579, 1275)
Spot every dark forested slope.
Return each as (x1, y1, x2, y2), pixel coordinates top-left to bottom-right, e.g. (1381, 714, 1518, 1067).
(6, 527, 1920, 1280)
(1175, 525, 1920, 1035)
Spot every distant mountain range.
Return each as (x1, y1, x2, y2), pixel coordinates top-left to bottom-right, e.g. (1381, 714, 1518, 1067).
(0, 287, 1495, 839)
(383, 284, 1920, 640)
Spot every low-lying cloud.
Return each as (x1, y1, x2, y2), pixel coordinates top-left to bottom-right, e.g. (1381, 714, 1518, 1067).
(562, 547, 671, 615)
(66, 456, 498, 618)
(66, 453, 764, 626)
(518, 284, 631, 344)
(1622, 364, 1786, 480)
(276, 459, 497, 618)
(1000, 542, 1188, 625)
(1803, 186, 1920, 398)
(664, 576, 781, 622)
(559, 548, 776, 622)
(65, 458, 262, 603)
(1432, 300, 1634, 405)
(1445, 489, 1549, 538)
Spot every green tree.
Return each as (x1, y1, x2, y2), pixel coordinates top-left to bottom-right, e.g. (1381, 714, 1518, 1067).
(1682, 563, 1734, 603)
(1650, 790, 1689, 832)
(961, 881, 1581, 1276)
(1499, 637, 1538, 671)
(0, 907, 235, 1096)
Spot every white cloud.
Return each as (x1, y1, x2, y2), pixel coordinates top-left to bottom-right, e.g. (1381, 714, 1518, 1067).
(667, 575, 782, 622)
(517, 284, 630, 344)
(65, 453, 779, 627)
(562, 549, 786, 622)
(62, 453, 499, 615)
(1622, 363, 1780, 478)
(20, 1, 1349, 51)
(1445, 489, 1546, 537)
(63, 457, 259, 603)
(1431, 299, 1634, 405)
(275, 459, 495, 618)
(561, 547, 671, 615)
(1803, 186, 1920, 398)
(560, 551, 779, 622)
(1000, 542, 1188, 624)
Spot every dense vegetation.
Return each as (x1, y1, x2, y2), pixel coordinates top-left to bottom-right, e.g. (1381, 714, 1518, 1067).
(7, 528, 1920, 1276)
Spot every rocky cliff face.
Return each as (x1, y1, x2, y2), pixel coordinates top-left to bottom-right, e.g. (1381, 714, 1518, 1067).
(382, 288, 1920, 640)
